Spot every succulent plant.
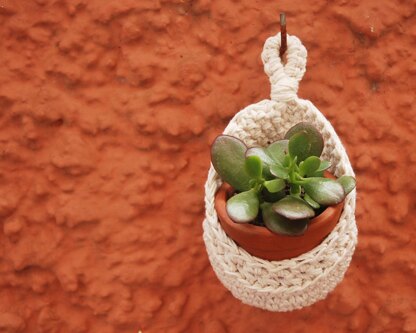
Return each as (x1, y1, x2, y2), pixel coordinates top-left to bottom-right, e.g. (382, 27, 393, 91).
(211, 122, 356, 236)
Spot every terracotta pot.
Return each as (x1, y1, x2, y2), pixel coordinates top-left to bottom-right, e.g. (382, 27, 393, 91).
(214, 172, 345, 261)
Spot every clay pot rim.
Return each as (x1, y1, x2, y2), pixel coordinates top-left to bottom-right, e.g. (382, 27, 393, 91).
(215, 172, 345, 241)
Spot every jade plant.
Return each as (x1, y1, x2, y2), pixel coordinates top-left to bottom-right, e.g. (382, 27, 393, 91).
(211, 122, 356, 236)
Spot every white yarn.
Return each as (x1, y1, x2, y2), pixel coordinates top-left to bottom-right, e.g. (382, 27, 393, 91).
(202, 34, 357, 311)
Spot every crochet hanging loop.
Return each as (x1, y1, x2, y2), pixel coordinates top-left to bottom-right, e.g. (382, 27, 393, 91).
(261, 14, 307, 103)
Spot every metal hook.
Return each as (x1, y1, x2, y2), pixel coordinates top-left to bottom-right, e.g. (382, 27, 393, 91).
(279, 12, 287, 58)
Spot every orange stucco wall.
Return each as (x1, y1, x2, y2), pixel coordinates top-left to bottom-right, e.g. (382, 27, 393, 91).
(0, 0, 415, 332)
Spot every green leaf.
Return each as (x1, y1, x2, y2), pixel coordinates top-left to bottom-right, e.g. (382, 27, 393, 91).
(246, 147, 273, 163)
(264, 179, 286, 193)
(211, 135, 251, 191)
(246, 147, 275, 179)
(288, 132, 309, 161)
(285, 122, 324, 161)
(337, 176, 356, 195)
(245, 141, 289, 179)
(283, 154, 291, 167)
(298, 161, 304, 173)
(248, 179, 257, 188)
(272, 196, 315, 220)
(303, 178, 345, 205)
(270, 164, 289, 179)
(288, 156, 298, 171)
(303, 193, 320, 209)
(267, 140, 289, 164)
(300, 156, 321, 176)
(245, 156, 263, 179)
(226, 189, 259, 223)
(262, 203, 308, 236)
(290, 184, 301, 195)
(317, 160, 331, 172)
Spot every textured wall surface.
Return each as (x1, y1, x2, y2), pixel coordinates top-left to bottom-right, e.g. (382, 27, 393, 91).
(0, 0, 415, 332)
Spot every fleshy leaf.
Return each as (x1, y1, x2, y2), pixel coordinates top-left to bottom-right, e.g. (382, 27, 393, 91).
(300, 156, 321, 176)
(246, 147, 275, 178)
(304, 193, 320, 209)
(245, 155, 263, 179)
(303, 178, 345, 205)
(270, 164, 289, 179)
(272, 196, 315, 220)
(337, 176, 356, 195)
(317, 160, 331, 172)
(283, 155, 291, 167)
(285, 123, 324, 161)
(262, 203, 308, 236)
(211, 135, 251, 191)
(226, 189, 259, 223)
(248, 179, 257, 188)
(288, 132, 309, 162)
(246, 141, 289, 179)
(264, 179, 286, 193)
(290, 184, 301, 195)
(267, 140, 289, 164)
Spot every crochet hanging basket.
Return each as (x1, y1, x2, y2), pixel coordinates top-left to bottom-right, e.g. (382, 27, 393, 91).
(202, 34, 357, 312)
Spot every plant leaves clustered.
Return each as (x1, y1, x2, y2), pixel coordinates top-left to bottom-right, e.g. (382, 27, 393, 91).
(211, 122, 357, 236)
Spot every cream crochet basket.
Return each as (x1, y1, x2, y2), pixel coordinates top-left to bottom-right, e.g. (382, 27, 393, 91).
(202, 33, 357, 312)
